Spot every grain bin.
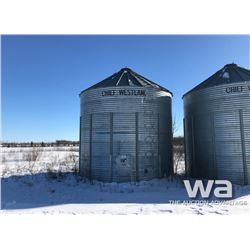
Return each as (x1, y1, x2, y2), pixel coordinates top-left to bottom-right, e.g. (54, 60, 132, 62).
(79, 68, 173, 182)
(183, 63, 250, 185)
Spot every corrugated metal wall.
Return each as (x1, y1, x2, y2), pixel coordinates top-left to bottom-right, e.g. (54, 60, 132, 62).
(80, 87, 173, 182)
(184, 82, 250, 185)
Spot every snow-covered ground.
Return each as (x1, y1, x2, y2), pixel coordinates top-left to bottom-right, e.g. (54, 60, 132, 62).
(1, 146, 78, 177)
(1, 147, 250, 215)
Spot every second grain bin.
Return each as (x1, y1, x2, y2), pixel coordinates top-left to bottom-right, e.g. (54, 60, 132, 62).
(183, 63, 250, 185)
(79, 68, 173, 182)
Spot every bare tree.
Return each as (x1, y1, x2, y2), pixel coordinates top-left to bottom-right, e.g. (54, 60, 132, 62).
(173, 137, 185, 174)
(24, 147, 42, 175)
(172, 115, 180, 137)
(172, 115, 185, 174)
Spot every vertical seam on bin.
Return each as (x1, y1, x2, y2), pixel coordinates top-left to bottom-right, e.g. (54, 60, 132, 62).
(171, 109, 173, 175)
(239, 109, 247, 185)
(183, 117, 187, 176)
(157, 113, 161, 177)
(191, 115, 196, 177)
(110, 112, 113, 182)
(169, 107, 173, 176)
(135, 112, 139, 182)
(79, 116, 82, 175)
(210, 112, 217, 179)
(89, 114, 93, 180)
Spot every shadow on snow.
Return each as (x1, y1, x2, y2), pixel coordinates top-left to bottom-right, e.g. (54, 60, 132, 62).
(1, 172, 250, 210)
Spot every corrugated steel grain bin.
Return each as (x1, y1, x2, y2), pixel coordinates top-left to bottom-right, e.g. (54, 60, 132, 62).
(183, 63, 250, 185)
(79, 68, 173, 182)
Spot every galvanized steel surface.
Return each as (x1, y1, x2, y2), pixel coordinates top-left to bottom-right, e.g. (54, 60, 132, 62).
(184, 81, 250, 185)
(80, 86, 173, 182)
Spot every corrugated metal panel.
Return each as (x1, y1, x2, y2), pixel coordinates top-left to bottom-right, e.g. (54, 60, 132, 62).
(184, 80, 250, 185)
(80, 86, 173, 182)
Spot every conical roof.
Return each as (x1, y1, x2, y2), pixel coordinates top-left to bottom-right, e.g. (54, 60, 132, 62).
(80, 67, 172, 95)
(183, 63, 250, 97)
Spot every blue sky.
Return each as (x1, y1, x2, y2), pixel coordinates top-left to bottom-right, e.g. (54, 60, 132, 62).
(2, 35, 250, 142)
